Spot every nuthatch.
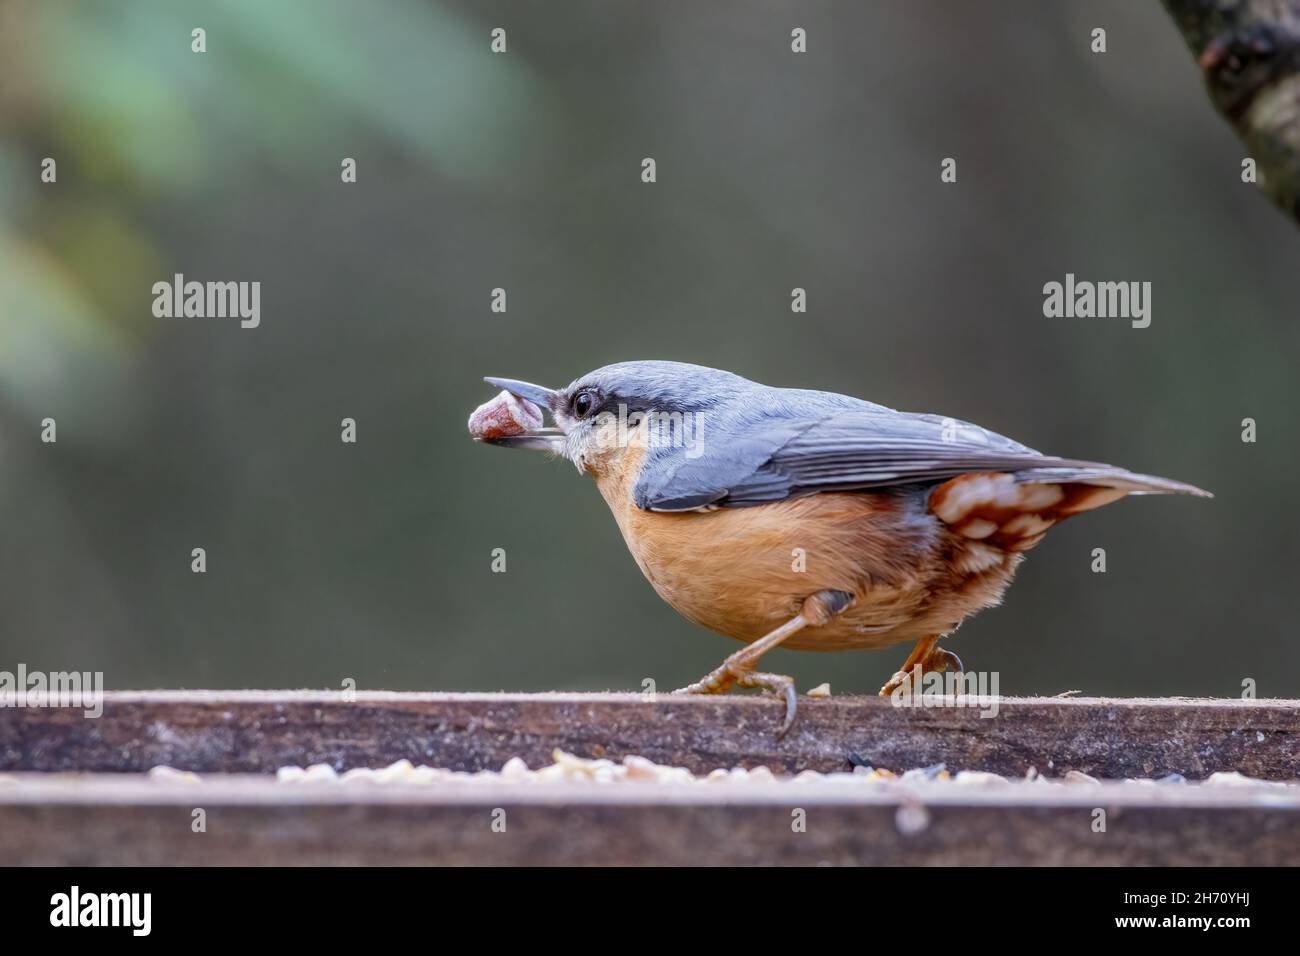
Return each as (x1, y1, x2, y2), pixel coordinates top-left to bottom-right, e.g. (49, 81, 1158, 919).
(471, 361, 1210, 735)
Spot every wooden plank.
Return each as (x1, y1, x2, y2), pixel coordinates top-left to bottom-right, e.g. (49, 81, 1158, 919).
(1, 774, 1297, 866)
(3, 691, 1299, 780)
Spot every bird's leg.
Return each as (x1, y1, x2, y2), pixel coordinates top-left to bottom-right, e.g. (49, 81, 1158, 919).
(675, 589, 853, 737)
(927, 647, 964, 674)
(879, 636, 964, 696)
(879, 635, 938, 697)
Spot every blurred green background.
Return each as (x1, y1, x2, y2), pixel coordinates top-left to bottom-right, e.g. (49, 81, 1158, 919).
(0, 0, 1296, 698)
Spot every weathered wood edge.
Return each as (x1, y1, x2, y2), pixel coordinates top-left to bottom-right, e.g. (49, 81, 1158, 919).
(1, 776, 1296, 866)
(5, 773, 1300, 808)
(4, 691, 1298, 780)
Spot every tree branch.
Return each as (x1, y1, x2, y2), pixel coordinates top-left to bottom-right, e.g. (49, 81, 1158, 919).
(1163, 0, 1300, 224)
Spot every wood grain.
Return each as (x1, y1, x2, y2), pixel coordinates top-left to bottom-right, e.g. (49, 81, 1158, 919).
(3, 691, 1298, 779)
(1, 774, 1297, 865)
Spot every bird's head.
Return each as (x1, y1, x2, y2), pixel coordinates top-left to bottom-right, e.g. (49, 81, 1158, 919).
(480, 361, 747, 475)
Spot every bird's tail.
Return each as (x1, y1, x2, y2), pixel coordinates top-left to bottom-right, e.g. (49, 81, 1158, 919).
(1013, 464, 1212, 499)
(928, 463, 1209, 554)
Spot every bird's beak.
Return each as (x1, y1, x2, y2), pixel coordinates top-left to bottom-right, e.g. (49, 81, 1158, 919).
(479, 376, 565, 452)
(483, 377, 560, 410)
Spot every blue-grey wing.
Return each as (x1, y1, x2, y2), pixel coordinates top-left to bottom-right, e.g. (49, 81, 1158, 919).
(632, 408, 1090, 512)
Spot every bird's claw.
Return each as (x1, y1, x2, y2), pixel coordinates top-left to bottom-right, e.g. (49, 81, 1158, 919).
(675, 666, 798, 738)
(673, 662, 738, 696)
(674, 591, 851, 737)
(929, 648, 964, 674)
(880, 669, 911, 696)
(879, 643, 965, 696)
(735, 671, 798, 738)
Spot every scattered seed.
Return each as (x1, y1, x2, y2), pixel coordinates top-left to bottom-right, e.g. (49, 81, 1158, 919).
(895, 802, 930, 835)
(147, 756, 1292, 790)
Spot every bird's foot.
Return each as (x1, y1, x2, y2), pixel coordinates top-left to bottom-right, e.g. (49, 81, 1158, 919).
(675, 661, 798, 738)
(675, 661, 739, 696)
(929, 647, 964, 674)
(880, 642, 964, 696)
(674, 591, 852, 738)
(736, 671, 798, 738)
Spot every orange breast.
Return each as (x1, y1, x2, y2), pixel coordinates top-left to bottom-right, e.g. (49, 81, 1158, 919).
(590, 447, 957, 650)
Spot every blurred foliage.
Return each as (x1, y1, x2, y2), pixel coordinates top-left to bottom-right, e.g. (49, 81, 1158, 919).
(0, 1, 1296, 698)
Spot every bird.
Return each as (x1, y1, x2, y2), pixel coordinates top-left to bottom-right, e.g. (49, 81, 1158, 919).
(470, 361, 1210, 735)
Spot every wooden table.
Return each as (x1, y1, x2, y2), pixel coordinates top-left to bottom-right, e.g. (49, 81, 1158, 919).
(2, 691, 1298, 865)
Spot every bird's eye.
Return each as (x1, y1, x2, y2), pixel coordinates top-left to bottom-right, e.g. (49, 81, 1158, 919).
(572, 390, 597, 419)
